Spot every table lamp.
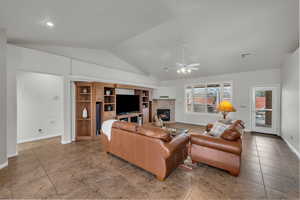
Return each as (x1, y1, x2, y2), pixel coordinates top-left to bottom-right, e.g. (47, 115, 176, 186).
(217, 101, 236, 119)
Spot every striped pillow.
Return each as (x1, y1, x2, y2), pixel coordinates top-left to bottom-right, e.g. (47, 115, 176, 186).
(210, 122, 230, 137)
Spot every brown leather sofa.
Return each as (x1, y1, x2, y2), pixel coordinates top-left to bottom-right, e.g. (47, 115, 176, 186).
(190, 121, 243, 176)
(101, 121, 189, 181)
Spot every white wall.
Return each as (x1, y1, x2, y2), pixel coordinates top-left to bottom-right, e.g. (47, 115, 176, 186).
(281, 48, 299, 154)
(6, 44, 159, 157)
(17, 44, 144, 75)
(71, 60, 157, 87)
(6, 44, 71, 157)
(17, 72, 64, 143)
(153, 86, 177, 99)
(0, 29, 7, 168)
(158, 69, 281, 129)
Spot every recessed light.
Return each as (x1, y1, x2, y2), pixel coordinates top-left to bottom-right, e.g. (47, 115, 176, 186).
(45, 21, 54, 28)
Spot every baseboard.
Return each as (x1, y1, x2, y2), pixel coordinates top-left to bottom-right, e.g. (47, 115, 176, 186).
(17, 133, 62, 144)
(61, 140, 72, 144)
(282, 137, 300, 160)
(7, 152, 18, 158)
(0, 160, 8, 170)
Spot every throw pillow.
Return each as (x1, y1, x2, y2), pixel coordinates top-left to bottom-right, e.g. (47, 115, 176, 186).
(221, 129, 241, 141)
(209, 122, 230, 137)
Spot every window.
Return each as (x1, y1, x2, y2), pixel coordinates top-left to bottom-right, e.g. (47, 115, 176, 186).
(192, 85, 206, 113)
(185, 82, 232, 113)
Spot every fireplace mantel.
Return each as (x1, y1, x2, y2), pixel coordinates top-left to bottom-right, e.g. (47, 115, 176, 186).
(152, 99, 175, 123)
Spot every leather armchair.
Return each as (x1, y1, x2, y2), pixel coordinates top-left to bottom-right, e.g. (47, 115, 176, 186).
(190, 122, 243, 176)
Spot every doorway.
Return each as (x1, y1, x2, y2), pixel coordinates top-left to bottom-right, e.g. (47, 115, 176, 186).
(251, 86, 280, 135)
(17, 71, 64, 143)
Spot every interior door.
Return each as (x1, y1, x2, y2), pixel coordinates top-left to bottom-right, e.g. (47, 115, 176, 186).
(251, 86, 279, 135)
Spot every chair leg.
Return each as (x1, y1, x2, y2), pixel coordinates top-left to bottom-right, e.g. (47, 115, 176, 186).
(229, 170, 239, 176)
(156, 175, 165, 181)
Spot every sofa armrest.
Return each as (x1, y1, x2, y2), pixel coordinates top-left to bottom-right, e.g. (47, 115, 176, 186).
(164, 133, 189, 158)
(191, 134, 241, 155)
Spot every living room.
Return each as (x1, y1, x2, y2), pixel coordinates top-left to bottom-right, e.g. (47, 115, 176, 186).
(0, 0, 299, 199)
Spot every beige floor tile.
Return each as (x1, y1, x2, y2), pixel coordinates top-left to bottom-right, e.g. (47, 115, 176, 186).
(0, 123, 299, 199)
(0, 187, 12, 199)
(11, 176, 57, 199)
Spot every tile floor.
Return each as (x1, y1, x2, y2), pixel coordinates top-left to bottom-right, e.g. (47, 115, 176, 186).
(0, 123, 299, 199)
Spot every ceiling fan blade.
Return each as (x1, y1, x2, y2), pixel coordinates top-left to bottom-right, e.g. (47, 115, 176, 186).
(189, 67, 199, 70)
(187, 63, 200, 67)
(176, 62, 185, 67)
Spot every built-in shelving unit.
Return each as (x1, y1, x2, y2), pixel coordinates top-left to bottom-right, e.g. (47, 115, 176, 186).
(135, 89, 150, 123)
(103, 87, 115, 112)
(75, 82, 93, 140)
(142, 90, 149, 109)
(75, 81, 153, 141)
(116, 112, 143, 123)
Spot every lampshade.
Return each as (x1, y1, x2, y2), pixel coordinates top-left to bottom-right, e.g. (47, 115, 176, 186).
(217, 101, 236, 112)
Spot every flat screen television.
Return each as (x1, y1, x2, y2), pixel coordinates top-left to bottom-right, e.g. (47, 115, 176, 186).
(116, 94, 140, 114)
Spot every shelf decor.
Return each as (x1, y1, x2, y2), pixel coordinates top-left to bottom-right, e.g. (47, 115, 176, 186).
(82, 107, 88, 119)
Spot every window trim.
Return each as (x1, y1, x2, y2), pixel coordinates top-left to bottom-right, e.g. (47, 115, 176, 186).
(184, 81, 233, 115)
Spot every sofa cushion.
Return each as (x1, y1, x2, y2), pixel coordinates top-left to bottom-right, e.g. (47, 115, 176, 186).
(112, 121, 137, 132)
(221, 129, 241, 141)
(136, 126, 172, 142)
(190, 134, 242, 155)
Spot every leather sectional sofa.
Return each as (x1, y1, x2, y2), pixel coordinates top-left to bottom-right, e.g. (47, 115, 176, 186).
(101, 121, 189, 181)
(101, 120, 243, 180)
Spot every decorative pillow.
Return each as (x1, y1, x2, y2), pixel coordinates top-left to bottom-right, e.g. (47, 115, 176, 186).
(206, 123, 214, 132)
(221, 129, 241, 141)
(232, 120, 245, 129)
(209, 122, 230, 137)
(136, 126, 172, 142)
(229, 120, 245, 135)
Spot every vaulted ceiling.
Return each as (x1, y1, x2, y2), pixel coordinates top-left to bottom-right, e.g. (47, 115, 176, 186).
(0, 0, 298, 80)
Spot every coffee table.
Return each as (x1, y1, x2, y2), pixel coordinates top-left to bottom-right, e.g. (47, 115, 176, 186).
(164, 127, 190, 137)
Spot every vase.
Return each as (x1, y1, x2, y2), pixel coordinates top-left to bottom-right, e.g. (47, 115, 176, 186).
(82, 108, 88, 119)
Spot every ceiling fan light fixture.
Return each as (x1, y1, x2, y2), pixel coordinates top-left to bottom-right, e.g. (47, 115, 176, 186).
(177, 69, 181, 74)
(45, 21, 55, 28)
(187, 69, 191, 73)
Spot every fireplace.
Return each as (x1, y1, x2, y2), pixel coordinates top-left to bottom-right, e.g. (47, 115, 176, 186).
(152, 99, 175, 122)
(157, 109, 170, 121)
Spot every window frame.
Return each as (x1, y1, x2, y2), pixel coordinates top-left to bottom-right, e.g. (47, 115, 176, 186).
(184, 81, 233, 115)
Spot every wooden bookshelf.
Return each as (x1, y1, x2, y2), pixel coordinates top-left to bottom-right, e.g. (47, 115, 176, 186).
(135, 89, 150, 123)
(75, 82, 93, 140)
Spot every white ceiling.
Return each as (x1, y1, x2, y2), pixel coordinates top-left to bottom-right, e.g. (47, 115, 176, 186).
(0, 0, 298, 80)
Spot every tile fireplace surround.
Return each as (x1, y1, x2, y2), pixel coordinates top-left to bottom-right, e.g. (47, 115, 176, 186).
(152, 99, 175, 122)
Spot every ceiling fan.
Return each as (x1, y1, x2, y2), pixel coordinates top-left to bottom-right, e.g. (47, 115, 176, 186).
(164, 45, 200, 74)
(175, 62, 200, 74)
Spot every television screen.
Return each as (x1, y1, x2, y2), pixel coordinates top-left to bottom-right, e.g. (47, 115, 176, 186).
(116, 95, 140, 114)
